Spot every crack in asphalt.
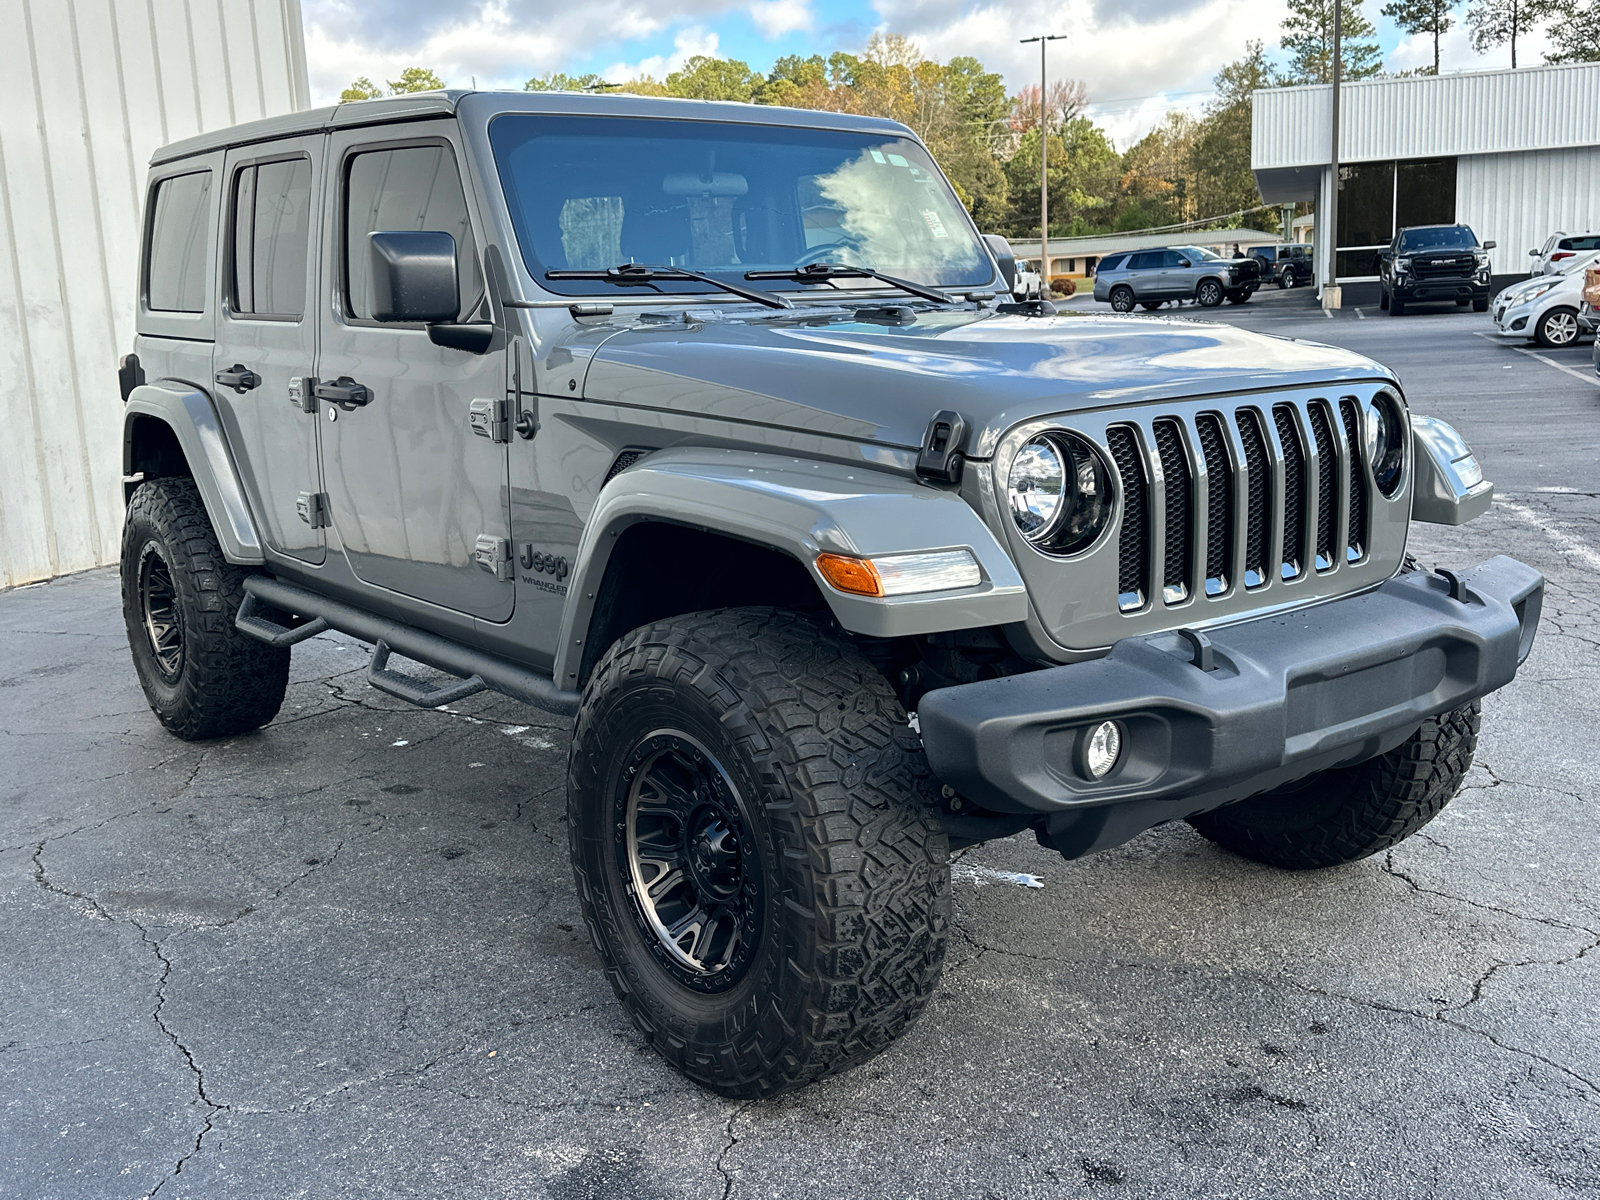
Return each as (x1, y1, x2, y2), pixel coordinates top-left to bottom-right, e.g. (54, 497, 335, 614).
(1381, 849, 1600, 939)
(716, 1100, 756, 1200)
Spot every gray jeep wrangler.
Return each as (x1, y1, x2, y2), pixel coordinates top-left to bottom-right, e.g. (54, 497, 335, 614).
(119, 90, 1543, 1098)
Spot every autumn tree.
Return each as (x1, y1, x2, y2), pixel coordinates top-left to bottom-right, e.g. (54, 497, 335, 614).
(1382, 0, 1461, 73)
(1280, 0, 1384, 82)
(1188, 41, 1277, 230)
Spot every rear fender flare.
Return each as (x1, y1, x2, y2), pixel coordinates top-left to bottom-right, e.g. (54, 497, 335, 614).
(123, 380, 264, 564)
(553, 448, 1028, 683)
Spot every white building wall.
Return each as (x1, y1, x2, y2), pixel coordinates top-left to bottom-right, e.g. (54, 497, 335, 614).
(1458, 147, 1600, 272)
(0, 0, 308, 589)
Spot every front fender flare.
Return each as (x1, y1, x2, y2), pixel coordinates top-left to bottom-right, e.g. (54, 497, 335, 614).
(554, 448, 1028, 682)
(124, 380, 264, 564)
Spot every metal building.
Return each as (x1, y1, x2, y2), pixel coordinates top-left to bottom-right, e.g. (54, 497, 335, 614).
(1252, 61, 1600, 301)
(0, 0, 309, 589)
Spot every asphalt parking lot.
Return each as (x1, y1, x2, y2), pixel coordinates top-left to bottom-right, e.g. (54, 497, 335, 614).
(4, 287, 1598, 1200)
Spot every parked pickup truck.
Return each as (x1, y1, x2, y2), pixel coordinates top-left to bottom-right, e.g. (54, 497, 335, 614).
(119, 90, 1542, 1098)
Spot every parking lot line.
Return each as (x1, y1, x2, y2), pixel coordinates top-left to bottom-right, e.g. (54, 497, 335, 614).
(1497, 499, 1600, 572)
(1474, 332, 1600, 387)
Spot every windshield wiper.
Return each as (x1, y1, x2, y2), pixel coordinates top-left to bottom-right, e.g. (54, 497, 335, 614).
(544, 263, 791, 310)
(745, 263, 952, 304)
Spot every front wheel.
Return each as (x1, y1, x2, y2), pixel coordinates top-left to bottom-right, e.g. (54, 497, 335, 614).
(1187, 703, 1480, 870)
(1109, 286, 1135, 313)
(567, 608, 950, 1097)
(1197, 280, 1224, 308)
(1226, 289, 1252, 304)
(120, 478, 289, 740)
(1390, 296, 1408, 315)
(1535, 307, 1579, 346)
(1472, 297, 1489, 313)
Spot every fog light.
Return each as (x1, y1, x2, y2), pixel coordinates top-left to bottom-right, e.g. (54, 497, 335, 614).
(1084, 721, 1122, 778)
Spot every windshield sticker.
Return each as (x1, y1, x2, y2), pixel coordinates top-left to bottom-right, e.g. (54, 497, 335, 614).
(921, 209, 949, 239)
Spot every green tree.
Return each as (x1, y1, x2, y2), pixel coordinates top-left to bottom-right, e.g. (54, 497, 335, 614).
(1120, 111, 1199, 228)
(340, 76, 383, 102)
(1188, 42, 1276, 229)
(1544, 0, 1600, 60)
(664, 55, 761, 101)
(387, 66, 446, 94)
(1382, 0, 1460, 72)
(526, 72, 608, 91)
(1468, 0, 1560, 66)
(1280, 0, 1384, 82)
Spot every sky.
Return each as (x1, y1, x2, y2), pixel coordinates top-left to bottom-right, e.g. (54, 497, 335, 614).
(302, 0, 1560, 149)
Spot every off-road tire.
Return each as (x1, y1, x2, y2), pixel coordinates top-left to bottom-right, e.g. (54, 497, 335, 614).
(1277, 269, 1293, 289)
(120, 478, 289, 740)
(1186, 702, 1480, 870)
(1197, 280, 1224, 308)
(567, 608, 950, 1098)
(1535, 306, 1580, 347)
(1110, 286, 1136, 313)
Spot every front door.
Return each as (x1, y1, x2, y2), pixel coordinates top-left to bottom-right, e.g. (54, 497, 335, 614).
(213, 136, 325, 563)
(316, 125, 512, 621)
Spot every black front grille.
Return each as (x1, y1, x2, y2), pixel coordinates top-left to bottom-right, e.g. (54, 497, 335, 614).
(1195, 414, 1232, 587)
(1152, 420, 1190, 596)
(1308, 404, 1337, 567)
(1107, 426, 1146, 601)
(1273, 406, 1305, 577)
(1339, 399, 1367, 556)
(1412, 253, 1477, 279)
(1237, 409, 1270, 584)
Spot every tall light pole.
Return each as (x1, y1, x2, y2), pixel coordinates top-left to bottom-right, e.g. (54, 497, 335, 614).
(1020, 34, 1066, 277)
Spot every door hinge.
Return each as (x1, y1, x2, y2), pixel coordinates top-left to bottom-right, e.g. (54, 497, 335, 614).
(288, 376, 318, 414)
(474, 534, 513, 581)
(297, 491, 330, 529)
(469, 397, 510, 443)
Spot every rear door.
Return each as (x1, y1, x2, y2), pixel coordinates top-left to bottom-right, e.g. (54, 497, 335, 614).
(1126, 252, 1162, 299)
(316, 123, 512, 621)
(212, 137, 325, 563)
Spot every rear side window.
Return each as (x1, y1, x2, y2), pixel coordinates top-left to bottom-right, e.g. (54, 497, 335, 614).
(146, 171, 212, 313)
(231, 158, 313, 318)
(1127, 251, 1160, 270)
(1098, 253, 1127, 272)
(344, 144, 483, 322)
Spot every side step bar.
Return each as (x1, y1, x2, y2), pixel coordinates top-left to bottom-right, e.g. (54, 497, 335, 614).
(237, 575, 580, 718)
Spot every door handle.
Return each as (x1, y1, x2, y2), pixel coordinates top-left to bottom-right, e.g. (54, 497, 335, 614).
(314, 377, 372, 411)
(215, 364, 261, 393)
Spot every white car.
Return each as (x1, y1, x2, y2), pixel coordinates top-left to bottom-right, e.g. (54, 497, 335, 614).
(1013, 263, 1043, 299)
(1490, 250, 1600, 347)
(1528, 231, 1600, 275)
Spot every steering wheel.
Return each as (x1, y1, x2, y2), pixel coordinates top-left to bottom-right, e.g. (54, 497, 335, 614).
(796, 238, 863, 266)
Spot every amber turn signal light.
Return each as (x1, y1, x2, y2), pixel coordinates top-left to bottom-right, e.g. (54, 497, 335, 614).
(815, 553, 884, 597)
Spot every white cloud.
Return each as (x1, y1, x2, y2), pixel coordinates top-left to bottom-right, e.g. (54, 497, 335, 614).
(749, 0, 814, 39)
(600, 27, 723, 83)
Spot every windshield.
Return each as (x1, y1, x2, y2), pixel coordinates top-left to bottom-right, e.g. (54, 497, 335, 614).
(1398, 227, 1478, 252)
(489, 114, 992, 299)
(1179, 246, 1224, 262)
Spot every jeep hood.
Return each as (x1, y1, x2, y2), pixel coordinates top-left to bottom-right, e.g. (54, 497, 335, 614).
(577, 308, 1394, 459)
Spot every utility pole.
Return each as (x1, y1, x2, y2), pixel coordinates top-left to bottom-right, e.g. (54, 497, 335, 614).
(1324, 0, 1343, 309)
(1020, 34, 1066, 279)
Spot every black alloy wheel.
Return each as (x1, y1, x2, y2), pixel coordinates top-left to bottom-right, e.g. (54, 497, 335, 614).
(619, 730, 763, 989)
(137, 542, 185, 681)
(1197, 280, 1224, 307)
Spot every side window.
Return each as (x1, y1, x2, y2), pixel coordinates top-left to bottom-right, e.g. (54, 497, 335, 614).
(1161, 250, 1187, 268)
(231, 157, 313, 318)
(1099, 253, 1125, 272)
(1126, 252, 1157, 271)
(344, 144, 483, 322)
(146, 171, 213, 313)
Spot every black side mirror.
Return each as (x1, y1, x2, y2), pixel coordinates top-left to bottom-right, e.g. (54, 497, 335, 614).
(1178, 259, 1191, 268)
(1482, 240, 1497, 251)
(981, 233, 1018, 294)
(368, 231, 460, 323)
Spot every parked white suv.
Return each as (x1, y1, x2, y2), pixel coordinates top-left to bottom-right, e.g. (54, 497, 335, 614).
(1529, 231, 1600, 275)
(1491, 249, 1600, 346)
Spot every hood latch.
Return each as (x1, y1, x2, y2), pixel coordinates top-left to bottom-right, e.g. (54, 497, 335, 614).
(917, 410, 969, 485)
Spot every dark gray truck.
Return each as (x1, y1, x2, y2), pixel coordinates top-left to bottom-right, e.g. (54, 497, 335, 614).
(119, 90, 1542, 1098)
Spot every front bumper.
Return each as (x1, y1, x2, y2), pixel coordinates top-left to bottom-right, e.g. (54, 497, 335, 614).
(918, 557, 1543, 824)
(1393, 276, 1490, 302)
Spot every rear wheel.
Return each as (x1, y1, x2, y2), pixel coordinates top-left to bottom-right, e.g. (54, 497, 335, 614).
(567, 608, 950, 1097)
(120, 478, 289, 740)
(1197, 280, 1224, 308)
(1226, 289, 1252, 304)
(1535, 306, 1580, 346)
(1109, 286, 1135, 313)
(1277, 269, 1293, 289)
(1187, 703, 1480, 870)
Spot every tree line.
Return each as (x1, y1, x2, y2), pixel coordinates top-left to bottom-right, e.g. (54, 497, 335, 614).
(341, 0, 1599, 242)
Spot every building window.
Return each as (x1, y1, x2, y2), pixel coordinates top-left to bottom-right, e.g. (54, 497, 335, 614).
(1334, 156, 1456, 281)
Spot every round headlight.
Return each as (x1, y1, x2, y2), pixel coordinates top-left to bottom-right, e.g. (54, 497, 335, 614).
(1365, 393, 1406, 497)
(1006, 433, 1113, 554)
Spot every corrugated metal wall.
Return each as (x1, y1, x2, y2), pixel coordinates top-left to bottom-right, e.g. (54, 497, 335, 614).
(0, 0, 308, 589)
(1254, 62, 1600, 170)
(1459, 147, 1600, 270)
